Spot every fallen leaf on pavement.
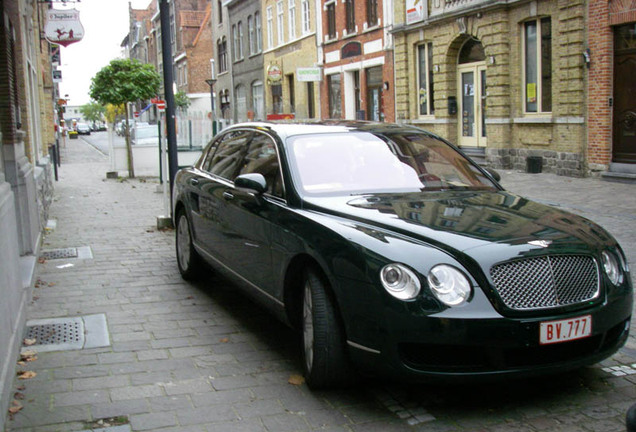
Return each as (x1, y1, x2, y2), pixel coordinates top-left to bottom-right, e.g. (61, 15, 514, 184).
(288, 374, 305, 386)
(219, 337, 229, 343)
(17, 371, 36, 380)
(14, 392, 24, 400)
(21, 351, 37, 362)
(9, 401, 22, 414)
(38, 258, 46, 264)
(23, 338, 36, 346)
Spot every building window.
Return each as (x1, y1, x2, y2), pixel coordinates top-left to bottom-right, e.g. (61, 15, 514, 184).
(217, 0, 223, 23)
(183, 62, 188, 85)
(345, 0, 355, 34)
(288, 0, 296, 40)
(248, 15, 255, 54)
(218, 37, 227, 73)
(417, 42, 435, 116)
(301, 0, 310, 34)
(232, 24, 239, 60)
(328, 74, 342, 118)
(524, 17, 552, 113)
(255, 12, 262, 52)
(326, 3, 336, 39)
(238, 21, 244, 59)
(266, 7, 274, 49)
(366, 0, 378, 27)
(235, 84, 247, 122)
(252, 81, 264, 120)
(277, 0, 284, 45)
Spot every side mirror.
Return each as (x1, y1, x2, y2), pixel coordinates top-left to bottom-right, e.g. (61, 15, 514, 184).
(484, 167, 501, 182)
(235, 173, 267, 194)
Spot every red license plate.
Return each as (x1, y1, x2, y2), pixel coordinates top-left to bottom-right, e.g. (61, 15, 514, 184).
(539, 315, 592, 345)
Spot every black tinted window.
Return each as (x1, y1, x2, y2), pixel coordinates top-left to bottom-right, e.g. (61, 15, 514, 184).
(238, 132, 284, 198)
(203, 130, 252, 180)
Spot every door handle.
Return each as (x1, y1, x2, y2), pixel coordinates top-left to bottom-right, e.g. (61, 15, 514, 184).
(190, 178, 199, 186)
(223, 191, 234, 200)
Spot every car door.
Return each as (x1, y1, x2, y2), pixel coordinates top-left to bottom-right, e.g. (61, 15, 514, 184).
(192, 129, 253, 265)
(220, 131, 286, 296)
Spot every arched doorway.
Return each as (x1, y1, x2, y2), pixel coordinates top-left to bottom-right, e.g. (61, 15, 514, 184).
(457, 38, 487, 148)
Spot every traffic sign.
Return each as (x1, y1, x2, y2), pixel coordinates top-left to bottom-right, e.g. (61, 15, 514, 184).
(156, 101, 166, 110)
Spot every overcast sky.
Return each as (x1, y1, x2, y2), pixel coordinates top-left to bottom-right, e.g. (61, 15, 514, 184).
(58, 0, 152, 106)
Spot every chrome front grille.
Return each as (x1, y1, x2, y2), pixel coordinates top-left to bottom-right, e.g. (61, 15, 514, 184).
(490, 255, 600, 311)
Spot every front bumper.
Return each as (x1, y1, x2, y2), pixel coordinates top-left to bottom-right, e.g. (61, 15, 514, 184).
(343, 283, 632, 381)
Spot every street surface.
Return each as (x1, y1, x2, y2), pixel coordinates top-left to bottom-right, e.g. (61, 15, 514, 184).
(5, 137, 636, 432)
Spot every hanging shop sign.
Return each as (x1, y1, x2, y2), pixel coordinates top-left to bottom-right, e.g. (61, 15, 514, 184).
(52, 70, 62, 83)
(267, 64, 282, 85)
(45, 9, 85, 47)
(406, 0, 426, 25)
(296, 67, 322, 82)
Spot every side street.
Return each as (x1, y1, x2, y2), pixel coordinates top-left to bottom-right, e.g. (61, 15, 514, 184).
(4, 136, 636, 432)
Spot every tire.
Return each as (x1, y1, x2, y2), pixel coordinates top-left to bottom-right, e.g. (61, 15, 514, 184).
(175, 209, 202, 280)
(301, 268, 351, 389)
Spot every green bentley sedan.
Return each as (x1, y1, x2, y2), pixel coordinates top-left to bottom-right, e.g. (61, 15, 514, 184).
(172, 121, 632, 388)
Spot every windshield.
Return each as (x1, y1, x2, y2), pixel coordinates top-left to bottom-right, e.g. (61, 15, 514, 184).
(286, 131, 498, 195)
(134, 127, 158, 140)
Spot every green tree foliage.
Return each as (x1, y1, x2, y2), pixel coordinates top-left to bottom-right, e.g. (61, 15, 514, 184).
(79, 102, 106, 124)
(89, 59, 161, 178)
(174, 91, 191, 111)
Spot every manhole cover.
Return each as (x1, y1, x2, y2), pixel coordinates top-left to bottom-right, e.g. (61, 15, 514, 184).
(25, 321, 83, 345)
(40, 248, 78, 260)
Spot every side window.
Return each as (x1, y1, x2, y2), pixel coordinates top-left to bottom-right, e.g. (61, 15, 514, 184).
(238, 133, 284, 198)
(203, 130, 253, 180)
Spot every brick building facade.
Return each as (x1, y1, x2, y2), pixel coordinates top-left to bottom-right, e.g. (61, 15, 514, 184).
(393, 0, 588, 176)
(320, 0, 395, 122)
(588, 0, 636, 179)
(262, 0, 320, 121)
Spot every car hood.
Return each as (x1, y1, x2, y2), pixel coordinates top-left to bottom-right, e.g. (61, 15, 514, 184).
(302, 190, 615, 257)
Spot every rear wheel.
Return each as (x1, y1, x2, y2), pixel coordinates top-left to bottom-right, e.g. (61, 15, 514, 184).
(301, 268, 350, 389)
(176, 209, 202, 280)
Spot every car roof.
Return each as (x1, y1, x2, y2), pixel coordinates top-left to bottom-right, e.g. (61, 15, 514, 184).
(223, 120, 428, 140)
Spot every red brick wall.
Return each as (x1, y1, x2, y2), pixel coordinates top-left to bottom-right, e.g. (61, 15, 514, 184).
(587, 0, 613, 166)
(319, 0, 394, 122)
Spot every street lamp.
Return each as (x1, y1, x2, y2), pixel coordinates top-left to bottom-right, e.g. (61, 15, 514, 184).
(205, 59, 217, 136)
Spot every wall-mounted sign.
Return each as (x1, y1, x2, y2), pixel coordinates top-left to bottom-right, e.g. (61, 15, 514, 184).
(267, 64, 282, 85)
(406, 0, 425, 25)
(52, 70, 62, 83)
(51, 45, 61, 66)
(45, 9, 85, 47)
(296, 67, 322, 82)
(341, 41, 361, 59)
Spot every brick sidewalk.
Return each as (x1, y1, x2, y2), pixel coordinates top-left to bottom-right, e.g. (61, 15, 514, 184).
(5, 137, 636, 432)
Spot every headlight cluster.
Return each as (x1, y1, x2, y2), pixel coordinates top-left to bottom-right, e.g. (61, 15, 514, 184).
(602, 250, 624, 285)
(380, 263, 472, 306)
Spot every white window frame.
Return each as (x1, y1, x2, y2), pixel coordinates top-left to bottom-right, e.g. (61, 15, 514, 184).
(301, 0, 310, 35)
(266, 7, 274, 49)
(417, 42, 434, 117)
(248, 15, 255, 54)
(522, 17, 552, 114)
(238, 21, 244, 59)
(277, 0, 284, 45)
(255, 12, 262, 52)
(232, 24, 239, 61)
(288, 0, 296, 40)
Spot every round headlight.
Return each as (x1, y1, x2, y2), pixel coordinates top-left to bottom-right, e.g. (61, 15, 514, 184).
(380, 264, 421, 300)
(602, 251, 623, 285)
(427, 265, 472, 306)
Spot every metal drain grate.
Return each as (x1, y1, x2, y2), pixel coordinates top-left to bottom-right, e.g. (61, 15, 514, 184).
(25, 321, 83, 345)
(40, 248, 78, 260)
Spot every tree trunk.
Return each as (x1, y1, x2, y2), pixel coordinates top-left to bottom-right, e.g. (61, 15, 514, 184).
(125, 105, 135, 178)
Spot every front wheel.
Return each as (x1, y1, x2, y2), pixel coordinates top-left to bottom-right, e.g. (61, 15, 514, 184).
(301, 268, 351, 389)
(175, 209, 202, 280)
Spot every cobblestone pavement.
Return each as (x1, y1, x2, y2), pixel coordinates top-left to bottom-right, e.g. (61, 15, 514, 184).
(5, 136, 636, 432)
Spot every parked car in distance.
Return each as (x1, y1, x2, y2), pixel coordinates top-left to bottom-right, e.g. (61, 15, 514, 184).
(131, 125, 159, 145)
(76, 123, 91, 135)
(172, 121, 632, 389)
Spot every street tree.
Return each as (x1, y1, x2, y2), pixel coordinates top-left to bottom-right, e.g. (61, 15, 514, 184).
(79, 102, 106, 126)
(174, 91, 191, 112)
(89, 58, 161, 178)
